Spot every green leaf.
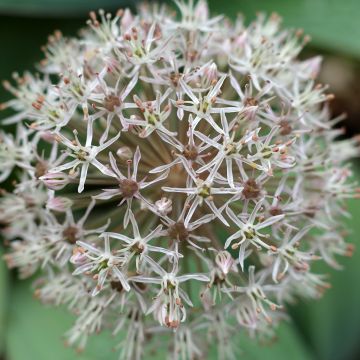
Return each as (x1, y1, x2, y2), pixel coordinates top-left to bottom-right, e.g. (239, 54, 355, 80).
(0, 0, 137, 17)
(234, 322, 313, 360)
(290, 186, 360, 360)
(0, 245, 8, 354)
(208, 0, 360, 58)
(6, 280, 117, 360)
(7, 279, 313, 360)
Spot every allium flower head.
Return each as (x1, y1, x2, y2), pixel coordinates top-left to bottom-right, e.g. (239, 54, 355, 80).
(1, 1, 359, 358)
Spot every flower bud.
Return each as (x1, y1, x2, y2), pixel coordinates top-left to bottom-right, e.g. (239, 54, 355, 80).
(121, 9, 133, 32)
(116, 146, 133, 161)
(234, 31, 247, 48)
(46, 196, 73, 212)
(155, 197, 172, 215)
(195, 0, 209, 22)
(40, 172, 69, 190)
(302, 56, 322, 79)
(215, 251, 234, 275)
(39, 131, 56, 143)
(70, 247, 87, 265)
(203, 63, 218, 86)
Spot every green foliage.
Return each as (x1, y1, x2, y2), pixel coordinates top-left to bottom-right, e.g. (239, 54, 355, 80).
(234, 323, 313, 360)
(0, 0, 136, 17)
(6, 279, 313, 360)
(291, 195, 360, 360)
(0, 245, 8, 354)
(6, 280, 115, 360)
(208, 0, 360, 58)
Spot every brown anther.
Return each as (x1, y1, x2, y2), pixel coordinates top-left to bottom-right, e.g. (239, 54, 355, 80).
(63, 226, 79, 244)
(104, 95, 121, 112)
(167, 319, 179, 329)
(35, 161, 48, 179)
(182, 145, 198, 161)
(168, 222, 189, 242)
(269, 207, 283, 216)
(34, 289, 41, 299)
(244, 97, 258, 107)
(110, 280, 124, 293)
(279, 119, 292, 135)
(32, 102, 42, 111)
(37, 95, 45, 104)
(175, 298, 182, 306)
(119, 179, 139, 198)
(242, 178, 261, 199)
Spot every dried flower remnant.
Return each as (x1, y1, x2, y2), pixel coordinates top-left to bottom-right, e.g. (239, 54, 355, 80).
(0, 1, 359, 358)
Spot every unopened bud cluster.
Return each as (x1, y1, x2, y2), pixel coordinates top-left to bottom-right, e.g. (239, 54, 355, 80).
(0, 1, 359, 359)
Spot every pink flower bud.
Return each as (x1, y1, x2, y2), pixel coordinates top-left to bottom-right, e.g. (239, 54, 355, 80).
(121, 9, 134, 32)
(302, 56, 322, 79)
(39, 131, 56, 143)
(46, 196, 73, 212)
(195, 0, 209, 22)
(155, 197, 172, 215)
(40, 172, 69, 190)
(234, 31, 248, 48)
(204, 63, 218, 85)
(70, 247, 87, 265)
(116, 146, 133, 161)
(215, 251, 234, 275)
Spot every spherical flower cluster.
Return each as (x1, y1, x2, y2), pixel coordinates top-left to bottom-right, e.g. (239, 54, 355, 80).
(0, 1, 359, 359)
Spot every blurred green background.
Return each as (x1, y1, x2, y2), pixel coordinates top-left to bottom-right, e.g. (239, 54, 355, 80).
(0, 1, 360, 359)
